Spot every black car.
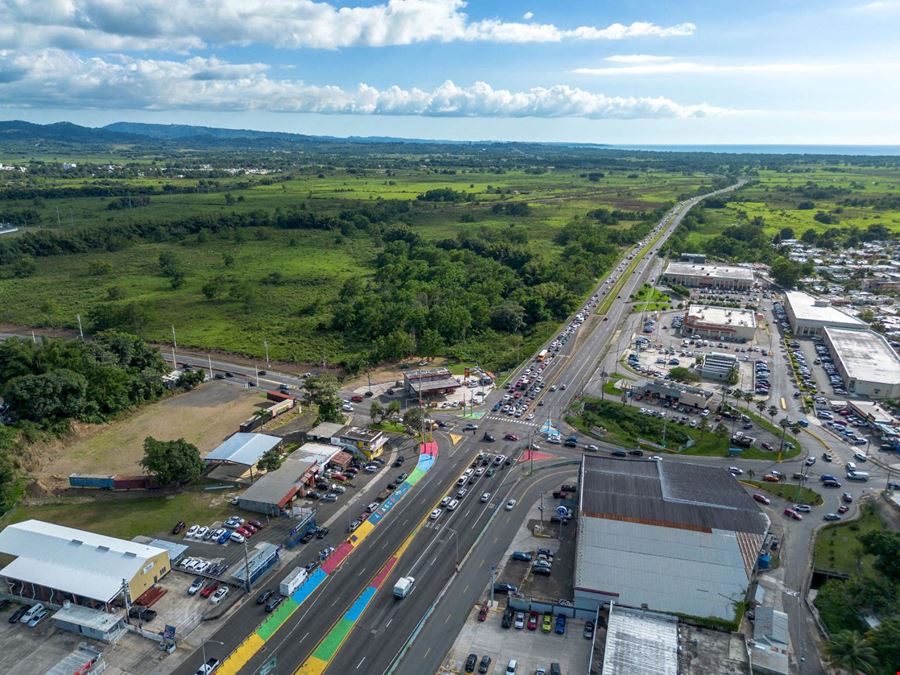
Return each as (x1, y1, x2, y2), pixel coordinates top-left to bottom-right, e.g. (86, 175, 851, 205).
(501, 609, 513, 628)
(316, 527, 330, 539)
(256, 589, 274, 605)
(300, 531, 315, 544)
(611, 449, 627, 457)
(8, 605, 28, 623)
(493, 582, 517, 595)
(627, 449, 643, 456)
(465, 653, 478, 673)
(265, 595, 284, 613)
(478, 656, 492, 674)
(129, 606, 157, 622)
(482, 433, 495, 442)
(172, 520, 186, 535)
(393, 456, 406, 467)
(305, 560, 320, 573)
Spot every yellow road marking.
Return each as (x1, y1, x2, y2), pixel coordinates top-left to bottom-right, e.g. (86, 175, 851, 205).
(450, 433, 463, 445)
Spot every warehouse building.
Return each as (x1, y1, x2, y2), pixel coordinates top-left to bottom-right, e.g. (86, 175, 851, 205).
(601, 607, 678, 675)
(783, 291, 866, 337)
(204, 432, 283, 482)
(683, 304, 757, 342)
(574, 456, 768, 621)
(700, 352, 738, 381)
(662, 262, 754, 290)
(0, 520, 170, 609)
(823, 327, 900, 399)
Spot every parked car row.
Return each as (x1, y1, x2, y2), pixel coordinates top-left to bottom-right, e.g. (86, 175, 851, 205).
(8, 602, 48, 628)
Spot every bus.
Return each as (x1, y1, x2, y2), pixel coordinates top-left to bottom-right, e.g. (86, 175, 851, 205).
(537, 349, 548, 362)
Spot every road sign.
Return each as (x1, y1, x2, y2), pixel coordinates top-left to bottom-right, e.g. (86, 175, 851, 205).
(163, 624, 176, 640)
(259, 655, 277, 675)
(556, 505, 569, 518)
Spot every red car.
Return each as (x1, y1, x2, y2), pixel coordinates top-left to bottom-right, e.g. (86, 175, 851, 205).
(753, 493, 771, 505)
(351, 394, 364, 403)
(200, 581, 219, 598)
(243, 523, 258, 534)
(477, 605, 489, 622)
(236, 526, 252, 537)
(249, 520, 264, 529)
(527, 611, 539, 631)
(783, 508, 803, 521)
(763, 474, 780, 483)
(837, 505, 849, 514)
(503, 433, 520, 442)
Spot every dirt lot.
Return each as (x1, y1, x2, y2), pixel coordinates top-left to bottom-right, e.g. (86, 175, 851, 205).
(34, 381, 266, 489)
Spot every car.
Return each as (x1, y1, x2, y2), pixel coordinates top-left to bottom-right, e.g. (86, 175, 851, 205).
(129, 606, 157, 622)
(395, 472, 408, 484)
(532, 563, 552, 576)
(822, 452, 833, 462)
(463, 423, 478, 431)
(586, 444, 599, 451)
(505, 499, 517, 511)
(514, 611, 526, 629)
(783, 508, 803, 521)
(584, 620, 595, 639)
(482, 433, 495, 442)
(527, 611, 539, 630)
(761, 442, 774, 451)
(236, 526, 252, 538)
(853, 451, 868, 462)
(805, 457, 816, 466)
(320, 546, 335, 560)
(501, 609, 513, 629)
(542, 612, 553, 633)
(200, 581, 219, 598)
(186, 524, 200, 538)
(465, 654, 478, 673)
(753, 493, 771, 505)
(229, 532, 245, 544)
(728, 466, 743, 476)
(457, 487, 469, 499)
(447, 499, 460, 511)
(824, 513, 842, 521)
(300, 531, 315, 544)
(478, 655, 492, 674)
(441, 496, 452, 507)
(188, 578, 206, 595)
(493, 582, 517, 595)
(477, 605, 489, 622)
(511, 551, 532, 562)
(8, 606, 28, 624)
(348, 519, 362, 532)
(172, 520, 186, 535)
(392, 456, 405, 467)
(610, 449, 627, 457)
(554, 614, 567, 635)
(837, 504, 849, 514)
(793, 504, 812, 513)
(503, 433, 519, 441)
(763, 474, 780, 482)
(265, 594, 285, 613)
(840, 492, 853, 504)
(823, 479, 842, 488)
(429, 509, 442, 521)
(256, 589, 274, 605)
(195, 526, 209, 539)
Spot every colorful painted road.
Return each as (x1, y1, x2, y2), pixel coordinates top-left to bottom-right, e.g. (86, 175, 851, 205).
(215, 441, 438, 675)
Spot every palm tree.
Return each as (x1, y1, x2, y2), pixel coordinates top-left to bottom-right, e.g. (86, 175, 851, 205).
(825, 630, 878, 674)
(756, 400, 766, 413)
(743, 392, 754, 405)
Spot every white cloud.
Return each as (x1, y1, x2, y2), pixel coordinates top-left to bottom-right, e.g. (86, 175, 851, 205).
(0, 49, 723, 119)
(0, 0, 695, 51)
(573, 61, 900, 76)
(605, 54, 674, 64)
(846, 0, 900, 12)
(522, 11, 534, 20)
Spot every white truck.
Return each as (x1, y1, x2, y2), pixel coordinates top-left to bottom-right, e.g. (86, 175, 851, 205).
(393, 576, 415, 599)
(279, 567, 308, 597)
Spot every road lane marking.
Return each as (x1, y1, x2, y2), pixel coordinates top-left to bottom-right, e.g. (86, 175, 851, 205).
(356, 656, 366, 670)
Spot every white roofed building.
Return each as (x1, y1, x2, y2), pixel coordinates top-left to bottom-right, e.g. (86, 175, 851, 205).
(783, 291, 865, 337)
(823, 327, 900, 399)
(662, 262, 754, 290)
(0, 520, 170, 609)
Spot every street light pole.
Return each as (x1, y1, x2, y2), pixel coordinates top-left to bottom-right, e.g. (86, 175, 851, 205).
(201, 640, 225, 670)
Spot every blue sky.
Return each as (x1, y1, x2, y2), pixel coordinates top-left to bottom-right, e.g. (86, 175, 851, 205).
(0, 0, 898, 143)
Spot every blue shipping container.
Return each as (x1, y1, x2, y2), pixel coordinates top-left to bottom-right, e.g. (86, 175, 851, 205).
(69, 474, 115, 489)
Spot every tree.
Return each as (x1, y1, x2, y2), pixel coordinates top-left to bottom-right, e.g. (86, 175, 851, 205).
(12, 256, 36, 278)
(140, 437, 203, 485)
(223, 253, 235, 267)
(2, 369, 88, 423)
(403, 406, 425, 432)
(256, 447, 284, 473)
(726, 367, 739, 386)
(867, 617, 900, 670)
(825, 631, 878, 675)
(668, 366, 700, 383)
(39, 299, 59, 327)
(88, 260, 113, 276)
(369, 400, 384, 424)
(859, 531, 900, 581)
(771, 256, 801, 288)
(386, 399, 401, 420)
(490, 302, 526, 333)
(756, 400, 766, 413)
(202, 279, 221, 300)
(305, 375, 343, 424)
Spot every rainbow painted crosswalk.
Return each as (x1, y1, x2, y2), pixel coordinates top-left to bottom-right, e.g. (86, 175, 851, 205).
(214, 441, 438, 675)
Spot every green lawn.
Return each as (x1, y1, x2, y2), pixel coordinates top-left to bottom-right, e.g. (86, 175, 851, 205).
(630, 284, 673, 313)
(813, 503, 886, 576)
(0, 489, 237, 541)
(744, 480, 823, 506)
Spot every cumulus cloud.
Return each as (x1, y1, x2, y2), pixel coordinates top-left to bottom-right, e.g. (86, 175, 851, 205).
(0, 0, 695, 51)
(0, 49, 723, 119)
(522, 11, 534, 20)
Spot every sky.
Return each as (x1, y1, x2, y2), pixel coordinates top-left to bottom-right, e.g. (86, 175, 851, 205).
(0, 0, 899, 144)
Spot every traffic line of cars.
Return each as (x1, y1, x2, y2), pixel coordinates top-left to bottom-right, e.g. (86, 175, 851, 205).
(430, 453, 511, 521)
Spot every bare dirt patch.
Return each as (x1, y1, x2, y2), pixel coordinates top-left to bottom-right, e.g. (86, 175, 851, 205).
(33, 381, 266, 489)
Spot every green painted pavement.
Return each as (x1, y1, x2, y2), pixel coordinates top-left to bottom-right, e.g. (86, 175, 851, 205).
(313, 618, 355, 660)
(256, 597, 300, 641)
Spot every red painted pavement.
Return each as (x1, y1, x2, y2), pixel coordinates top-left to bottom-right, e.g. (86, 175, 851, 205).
(322, 541, 354, 574)
(517, 449, 556, 463)
(420, 441, 439, 457)
(372, 555, 399, 587)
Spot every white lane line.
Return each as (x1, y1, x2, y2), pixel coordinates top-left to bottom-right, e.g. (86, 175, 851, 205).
(356, 656, 367, 670)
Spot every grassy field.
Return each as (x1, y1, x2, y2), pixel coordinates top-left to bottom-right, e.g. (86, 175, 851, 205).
(744, 480, 823, 505)
(0, 489, 237, 541)
(813, 503, 886, 576)
(631, 284, 673, 312)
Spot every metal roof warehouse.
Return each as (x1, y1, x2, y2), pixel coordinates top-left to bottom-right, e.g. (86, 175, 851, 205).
(204, 432, 282, 467)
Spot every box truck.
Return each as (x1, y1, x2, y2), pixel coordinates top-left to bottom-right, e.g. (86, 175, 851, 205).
(279, 567, 308, 596)
(393, 576, 415, 598)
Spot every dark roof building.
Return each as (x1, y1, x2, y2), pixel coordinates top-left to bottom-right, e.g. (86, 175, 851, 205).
(574, 455, 769, 621)
(403, 367, 460, 397)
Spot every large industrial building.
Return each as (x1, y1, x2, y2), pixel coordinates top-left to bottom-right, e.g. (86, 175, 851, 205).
(783, 291, 866, 337)
(822, 327, 900, 399)
(662, 262, 754, 291)
(0, 520, 170, 609)
(574, 456, 769, 621)
(683, 304, 757, 342)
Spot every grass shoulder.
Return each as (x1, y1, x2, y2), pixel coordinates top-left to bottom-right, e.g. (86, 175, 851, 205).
(743, 479, 823, 506)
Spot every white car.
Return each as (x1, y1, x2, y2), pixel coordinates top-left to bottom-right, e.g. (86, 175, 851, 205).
(194, 560, 210, 573)
(210, 586, 229, 604)
(430, 508, 443, 520)
(447, 499, 460, 511)
(179, 557, 195, 568)
(230, 532, 245, 544)
(186, 524, 200, 538)
(728, 466, 743, 476)
(480, 492, 491, 503)
(441, 496, 452, 507)
(195, 526, 209, 540)
(505, 499, 517, 511)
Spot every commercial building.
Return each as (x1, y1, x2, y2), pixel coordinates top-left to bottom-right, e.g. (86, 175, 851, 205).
(339, 426, 387, 459)
(679, 252, 707, 264)
(237, 442, 341, 515)
(52, 603, 127, 643)
(683, 304, 757, 342)
(0, 520, 170, 608)
(636, 379, 713, 409)
(232, 543, 280, 587)
(662, 262, 754, 291)
(822, 327, 900, 399)
(574, 456, 768, 621)
(601, 606, 678, 675)
(751, 607, 790, 675)
(700, 352, 738, 381)
(403, 367, 460, 398)
(783, 291, 866, 337)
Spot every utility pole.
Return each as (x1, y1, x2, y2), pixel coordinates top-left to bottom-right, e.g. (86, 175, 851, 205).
(208, 355, 213, 380)
(171, 325, 177, 370)
(76, 313, 83, 339)
(255, 363, 260, 388)
(490, 565, 496, 605)
(264, 340, 270, 369)
(242, 540, 252, 593)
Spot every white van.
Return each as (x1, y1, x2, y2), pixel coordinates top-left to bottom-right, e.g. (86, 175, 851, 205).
(847, 471, 869, 481)
(20, 603, 45, 624)
(506, 659, 518, 674)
